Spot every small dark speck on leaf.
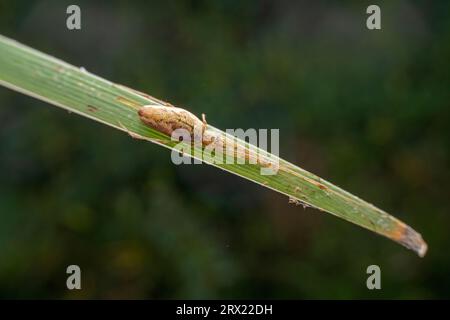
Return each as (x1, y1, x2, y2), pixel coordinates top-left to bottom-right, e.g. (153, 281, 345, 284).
(87, 105, 99, 112)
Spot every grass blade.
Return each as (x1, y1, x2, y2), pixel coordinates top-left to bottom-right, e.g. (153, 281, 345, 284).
(0, 34, 427, 256)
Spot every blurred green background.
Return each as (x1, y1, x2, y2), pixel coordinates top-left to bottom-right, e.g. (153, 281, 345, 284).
(0, 0, 449, 299)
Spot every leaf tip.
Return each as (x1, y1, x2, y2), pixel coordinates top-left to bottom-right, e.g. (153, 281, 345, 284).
(398, 225, 428, 257)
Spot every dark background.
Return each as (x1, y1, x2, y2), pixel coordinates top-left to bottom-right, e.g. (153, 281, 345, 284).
(0, 0, 449, 299)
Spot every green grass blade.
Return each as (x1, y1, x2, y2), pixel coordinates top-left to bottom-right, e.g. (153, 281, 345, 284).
(0, 34, 427, 257)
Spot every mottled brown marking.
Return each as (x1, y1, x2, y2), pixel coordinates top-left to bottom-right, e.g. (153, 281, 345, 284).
(382, 221, 427, 257)
(116, 96, 141, 109)
(318, 184, 327, 190)
(87, 105, 98, 112)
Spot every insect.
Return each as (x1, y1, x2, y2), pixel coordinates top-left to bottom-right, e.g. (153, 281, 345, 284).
(137, 105, 273, 168)
(138, 105, 208, 141)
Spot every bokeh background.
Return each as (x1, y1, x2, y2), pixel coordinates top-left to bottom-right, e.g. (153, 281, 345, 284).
(0, 0, 449, 299)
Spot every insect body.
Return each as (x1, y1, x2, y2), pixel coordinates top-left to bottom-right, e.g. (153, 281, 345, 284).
(137, 105, 277, 172)
(138, 105, 207, 140)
